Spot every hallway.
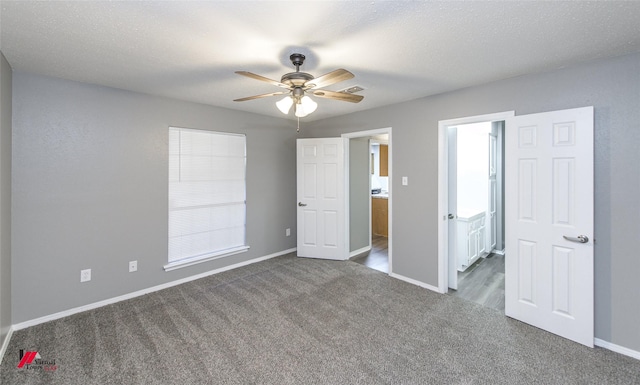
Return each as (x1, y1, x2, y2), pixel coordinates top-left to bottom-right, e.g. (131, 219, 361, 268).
(448, 253, 505, 312)
(352, 235, 388, 273)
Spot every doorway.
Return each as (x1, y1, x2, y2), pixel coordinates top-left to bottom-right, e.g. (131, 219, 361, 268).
(342, 128, 392, 274)
(446, 120, 505, 310)
(437, 108, 594, 347)
(437, 111, 515, 294)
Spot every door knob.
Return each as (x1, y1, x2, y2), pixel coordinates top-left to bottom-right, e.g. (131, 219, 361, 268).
(563, 235, 589, 243)
(448, 214, 455, 219)
(298, 202, 307, 207)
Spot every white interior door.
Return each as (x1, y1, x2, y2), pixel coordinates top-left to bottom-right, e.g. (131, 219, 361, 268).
(505, 106, 594, 347)
(297, 138, 348, 260)
(488, 131, 498, 251)
(447, 127, 458, 289)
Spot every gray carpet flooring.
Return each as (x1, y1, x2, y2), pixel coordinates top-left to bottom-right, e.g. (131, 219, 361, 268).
(1, 254, 639, 384)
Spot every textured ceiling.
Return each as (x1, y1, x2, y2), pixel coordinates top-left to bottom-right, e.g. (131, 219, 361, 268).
(1, 1, 640, 121)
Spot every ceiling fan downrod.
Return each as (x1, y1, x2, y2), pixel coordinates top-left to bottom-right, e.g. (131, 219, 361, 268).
(289, 53, 305, 72)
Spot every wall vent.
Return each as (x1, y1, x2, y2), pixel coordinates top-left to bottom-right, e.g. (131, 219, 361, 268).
(340, 85, 364, 94)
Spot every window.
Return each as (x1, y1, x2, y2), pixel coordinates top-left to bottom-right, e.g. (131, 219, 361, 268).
(165, 127, 248, 271)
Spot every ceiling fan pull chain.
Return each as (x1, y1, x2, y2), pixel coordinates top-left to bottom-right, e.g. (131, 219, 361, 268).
(297, 116, 300, 132)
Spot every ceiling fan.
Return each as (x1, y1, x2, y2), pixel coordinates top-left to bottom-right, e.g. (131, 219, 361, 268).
(233, 53, 364, 118)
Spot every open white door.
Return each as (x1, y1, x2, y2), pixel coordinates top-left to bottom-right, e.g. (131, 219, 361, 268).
(505, 106, 594, 347)
(488, 129, 498, 252)
(297, 138, 348, 260)
(447, 127, 458, 290)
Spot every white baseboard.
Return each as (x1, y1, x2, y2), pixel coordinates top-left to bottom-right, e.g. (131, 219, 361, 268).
(389, 272, 443, 293)
(349, 246, 372, 259)
(0, 326, 14, 364)
(595, 338, 640, 361)
(13, 248, 296, 331)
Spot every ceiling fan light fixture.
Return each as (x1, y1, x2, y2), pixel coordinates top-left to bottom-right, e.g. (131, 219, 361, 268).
(294, 102, 307, 118)
(276, 96, 293, 114)
(294, 96, 318, 118)
(300, 96, 317, 114)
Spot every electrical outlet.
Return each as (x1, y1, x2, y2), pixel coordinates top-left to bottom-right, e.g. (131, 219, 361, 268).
(286, 228, 291, 237)
(129, 260, 137, 272)
(80, 269, 91, 283)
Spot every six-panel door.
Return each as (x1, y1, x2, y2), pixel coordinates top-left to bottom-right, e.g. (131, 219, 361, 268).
(505, 107, 594, 347)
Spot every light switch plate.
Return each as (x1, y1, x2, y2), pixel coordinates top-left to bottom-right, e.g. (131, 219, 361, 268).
(80, 269, 91, 283)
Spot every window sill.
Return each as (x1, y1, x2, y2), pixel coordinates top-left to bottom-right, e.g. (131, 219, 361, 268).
(164, 246, 250, 272)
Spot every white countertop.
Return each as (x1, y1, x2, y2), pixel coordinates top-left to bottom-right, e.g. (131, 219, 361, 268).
(372, 192, 388, 199)
(457, 208, 485, 219)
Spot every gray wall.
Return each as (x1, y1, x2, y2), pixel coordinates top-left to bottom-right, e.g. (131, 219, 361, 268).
(11, 72, 298, 323)
(0, 52, 12, 348)
(349, 138, 370, 253)
(6, 52, 640, 354)
(303, 53, 640, 352)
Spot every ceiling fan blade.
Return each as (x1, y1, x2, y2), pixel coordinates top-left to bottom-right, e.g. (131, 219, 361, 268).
(305, 69, 354, 89)
(235, 71, 289, 89)
(234, 91, 289, 102)
(311, 89, 364, 103)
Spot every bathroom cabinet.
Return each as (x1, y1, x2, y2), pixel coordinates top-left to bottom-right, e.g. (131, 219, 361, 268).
(379, 145, 388, 176)
(372, 197, 388, 237)
(456, 209, 486, 271)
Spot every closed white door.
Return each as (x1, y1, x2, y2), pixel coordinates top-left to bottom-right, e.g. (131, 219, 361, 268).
(505, 106, 594, 347)
(297, 138, 348, 260)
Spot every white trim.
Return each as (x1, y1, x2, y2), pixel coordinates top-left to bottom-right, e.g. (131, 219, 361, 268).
(342, 128, 391, 138)
(349, 246, 372, 258)
(437, 111, 515, 293)
(343, 138, 351, 260)
(367, 139, 373, 249)
(13, 248, 295, 331)
(163, 245, 250, 271)
(169, 125, 246, 138)
(595, 338, 640, 361)
(0, 326, 14, 364)
(389, 272, 443, 293)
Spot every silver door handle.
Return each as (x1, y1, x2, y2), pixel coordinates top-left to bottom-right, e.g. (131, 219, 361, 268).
(298, 202, 307, 207)
(563, 235, 589, 244)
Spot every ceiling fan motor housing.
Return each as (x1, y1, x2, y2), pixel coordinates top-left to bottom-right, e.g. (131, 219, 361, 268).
(290, 53, 306, 68)
(281, 72, 314, 87)
(292, 87, 305, 102)
(281, 53, 315, 88)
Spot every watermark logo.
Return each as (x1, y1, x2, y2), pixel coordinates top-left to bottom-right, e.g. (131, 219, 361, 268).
(17, 350, 40, 368)
(17, 349, 57, 371)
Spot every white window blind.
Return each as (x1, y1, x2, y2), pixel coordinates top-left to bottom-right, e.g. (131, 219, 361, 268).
(166, 127, 248, 270)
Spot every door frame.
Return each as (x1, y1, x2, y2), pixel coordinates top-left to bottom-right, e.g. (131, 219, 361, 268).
(437, 111, 514, 293)
(342, 127, 392, 274)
